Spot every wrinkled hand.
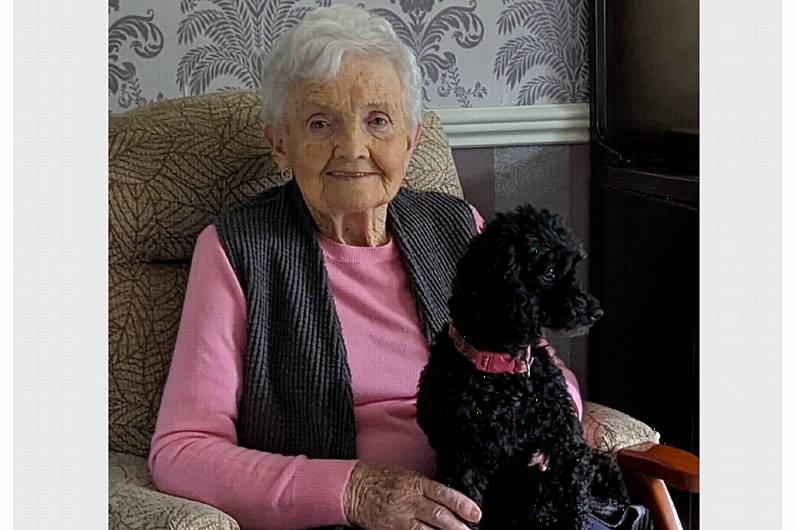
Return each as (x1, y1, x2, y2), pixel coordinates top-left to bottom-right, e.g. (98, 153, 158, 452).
(528, 451, 550, 472)
(344, 462, 482, 530)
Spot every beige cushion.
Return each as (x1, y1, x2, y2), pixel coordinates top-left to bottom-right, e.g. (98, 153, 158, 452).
(109, 450, 240, 530)
(582, 400, 661, 453)
(108, 89, 464, 457)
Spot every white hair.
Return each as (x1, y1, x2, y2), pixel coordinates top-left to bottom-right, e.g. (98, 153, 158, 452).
(259, 4, 424, 128)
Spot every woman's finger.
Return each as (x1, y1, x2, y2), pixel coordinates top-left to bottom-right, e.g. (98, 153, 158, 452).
(416, 503, 472, 530)
(421, 479, 482, 523)
(406, 522, 436, 530)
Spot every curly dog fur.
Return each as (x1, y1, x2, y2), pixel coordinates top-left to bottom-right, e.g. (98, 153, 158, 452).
(417, 204, 628, 530)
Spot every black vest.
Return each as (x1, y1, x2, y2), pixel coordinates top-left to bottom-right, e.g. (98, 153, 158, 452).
(215, 179, 475, 528)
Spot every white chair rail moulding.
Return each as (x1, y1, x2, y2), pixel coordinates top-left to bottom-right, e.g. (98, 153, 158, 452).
(434, 103, 590, 149)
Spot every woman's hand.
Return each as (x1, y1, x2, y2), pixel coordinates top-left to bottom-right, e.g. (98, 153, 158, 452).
(343, 462, 482, 530)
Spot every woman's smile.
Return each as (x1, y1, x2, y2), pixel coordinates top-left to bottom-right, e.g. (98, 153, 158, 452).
(325, 170, 381, 179)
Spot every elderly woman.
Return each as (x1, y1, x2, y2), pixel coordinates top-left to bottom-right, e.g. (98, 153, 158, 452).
(148, 5, 587, 530)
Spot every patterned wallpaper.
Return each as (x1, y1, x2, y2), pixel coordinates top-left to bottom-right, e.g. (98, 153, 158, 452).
(109, 0, 589, 114)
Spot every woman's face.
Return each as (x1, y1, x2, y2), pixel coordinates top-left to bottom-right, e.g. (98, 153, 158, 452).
(266, 55, 421, 215)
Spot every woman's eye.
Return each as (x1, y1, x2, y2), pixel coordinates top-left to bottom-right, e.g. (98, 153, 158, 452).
(309, 119, 330, 130)
(370, 115, 391, 127)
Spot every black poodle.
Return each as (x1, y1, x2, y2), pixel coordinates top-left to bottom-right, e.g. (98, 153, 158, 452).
(417, 204, 629, 530)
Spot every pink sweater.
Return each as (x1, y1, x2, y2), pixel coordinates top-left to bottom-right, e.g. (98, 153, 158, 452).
(149, 208, 583, 530)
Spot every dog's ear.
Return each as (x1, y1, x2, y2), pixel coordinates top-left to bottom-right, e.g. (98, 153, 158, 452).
(505, 283, 541, 348)
(495, 235, 523, 291)
(491, 226, 543, 348)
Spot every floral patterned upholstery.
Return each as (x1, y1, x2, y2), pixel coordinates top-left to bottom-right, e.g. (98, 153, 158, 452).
(108, 89, 658, 529)
(582, 401, 660, 453)
(110, 450, 240, 530)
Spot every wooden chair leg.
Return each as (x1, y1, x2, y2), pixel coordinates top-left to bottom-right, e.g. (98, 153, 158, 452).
(623, 472, 684, 530)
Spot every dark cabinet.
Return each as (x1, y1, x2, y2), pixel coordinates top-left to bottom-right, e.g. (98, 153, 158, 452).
(588, 0, 698, 523)
(588, 165, 699, 529)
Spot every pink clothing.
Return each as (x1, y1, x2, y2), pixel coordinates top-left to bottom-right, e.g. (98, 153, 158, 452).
(318, 234, 438, 477)
(149, 206, 582, 530)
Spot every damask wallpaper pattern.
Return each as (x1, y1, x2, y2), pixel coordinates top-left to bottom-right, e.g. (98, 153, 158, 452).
(109, 0, 590, 114)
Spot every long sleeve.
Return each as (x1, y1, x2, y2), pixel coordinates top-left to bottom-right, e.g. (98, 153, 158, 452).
(467, 205, 583, 422)
(148, 224, 357, 530)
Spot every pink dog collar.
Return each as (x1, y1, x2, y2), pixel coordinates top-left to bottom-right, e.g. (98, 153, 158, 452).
(448, 324, 542, 375)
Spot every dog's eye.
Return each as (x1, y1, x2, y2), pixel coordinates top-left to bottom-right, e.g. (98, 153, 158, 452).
(542, 267, 556, 281)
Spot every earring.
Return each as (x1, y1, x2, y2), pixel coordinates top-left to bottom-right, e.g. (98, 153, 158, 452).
(281, 167, 293, 179)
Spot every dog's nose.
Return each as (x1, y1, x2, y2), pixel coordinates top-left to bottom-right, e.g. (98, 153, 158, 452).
(591, 308, 604, 321)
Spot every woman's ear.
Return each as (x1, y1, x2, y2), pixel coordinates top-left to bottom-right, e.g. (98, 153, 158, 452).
(410, 122, 423, 148)
(402, 122, 423, 172)
(264, 124, 290, 169)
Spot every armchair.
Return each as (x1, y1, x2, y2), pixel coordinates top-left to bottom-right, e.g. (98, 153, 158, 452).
(108, 90, 698, 530)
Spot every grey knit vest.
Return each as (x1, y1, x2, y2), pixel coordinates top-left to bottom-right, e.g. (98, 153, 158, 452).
(215, 179, 474, 527)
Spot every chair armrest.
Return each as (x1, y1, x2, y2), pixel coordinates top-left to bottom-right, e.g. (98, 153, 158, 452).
(617, 442, 699, 493)
(110, 450, 240, 530)
(581, 400, 661, 453)
(581, 403, 698, 530)
(616, 444, 699, 530)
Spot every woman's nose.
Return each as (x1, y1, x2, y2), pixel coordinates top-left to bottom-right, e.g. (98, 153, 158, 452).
(334, 124, 370, 160)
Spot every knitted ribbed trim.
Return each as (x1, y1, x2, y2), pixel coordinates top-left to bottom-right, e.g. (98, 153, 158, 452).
(318, 235, 398, 264)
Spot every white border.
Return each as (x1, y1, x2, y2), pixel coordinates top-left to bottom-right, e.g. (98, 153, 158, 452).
(783, 0, 793, 519)
(701, 0, 783, 527)
(15, 1, 107, 528)
(3, 0, 13, 526)
(434, 103, 590, 148)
